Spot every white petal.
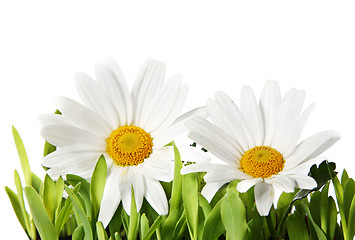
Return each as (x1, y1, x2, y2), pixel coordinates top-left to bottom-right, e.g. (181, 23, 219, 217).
(285, 131, 340, 169)
(43, 145, 102, 167)
(144, 177, 168, 215)
(188, 132, 237, 166)
(132, 60, 165, 126)
(213, 92, 252, 152)
(130, 167, 145, 212)
(119, 167, 132, 215)
(152, 107, 207, 147)
(283, 103, 315, 157)
(186, 117, 242, 159)
(143, 75, 184, 132)
(95, 63, 130, 126)
(140, 159, 174, 182)
(237, 178, 262, 193)
(98, 168, 122, 227)
(240, 86, 264, 146)
(178, 145, 211, 163)
(104, 57, 133, 124)
(46, 160, 97, 181)
(181, 163, 231, 175)
(41, 124, 106, 148)
(38, 114, 72, 127)
(272, 89, 306, 154)
(266, 175, 295, 193)
(254, 181, 274, 216)
(75, 72, 119, 129)
(201, 181, 227, 202)
(54, 96, 112, 135)
(289, 174, 317, 189)
(207, 98, 249, 152)
(259, 80, 281, 146)
(204, 169, 250, 183)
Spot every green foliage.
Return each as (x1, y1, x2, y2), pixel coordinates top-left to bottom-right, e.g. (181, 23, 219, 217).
(6, 128, 355, 240)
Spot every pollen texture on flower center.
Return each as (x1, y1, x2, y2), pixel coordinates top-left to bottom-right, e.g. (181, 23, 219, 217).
(106, 125, 153, 166)
(240, 146, 285, 179)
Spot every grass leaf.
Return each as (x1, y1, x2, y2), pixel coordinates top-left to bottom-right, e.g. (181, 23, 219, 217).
(12, 126, 32, 186)
(24, 186, 58, 240)
(221, 188, 248, 240)
(90, 155, 107, 219)
(182, 172, 198, 239)
(65, 185, 93, 240)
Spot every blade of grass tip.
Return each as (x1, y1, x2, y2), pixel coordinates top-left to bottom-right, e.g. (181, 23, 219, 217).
(43, 174, 56, 222)
(220, 188, 248, 240)
(5, 186, 28, 234)
(140, 214, 149, 240)
(143, 215, 163, 240)
(14, 170, 30, 232)
(182, 172, 198, 240)
(128, 188, 139, 240)
(24, 186, 58, 240)
(90, 155, 107, 220)
(64, 185, 93, 240)
(96, 221, 108, 240)
(169, 142, 183, 213)
(12, 126, 32, 186)
(202, 200, 225, 240)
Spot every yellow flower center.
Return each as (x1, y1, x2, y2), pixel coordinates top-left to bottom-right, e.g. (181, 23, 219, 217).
(240, 146, 285, 179)
(106, 125, 153, 166)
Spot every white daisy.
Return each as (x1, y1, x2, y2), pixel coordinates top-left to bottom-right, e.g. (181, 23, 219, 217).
(181, 80, 340, 216)
(39, 58, 206, 227)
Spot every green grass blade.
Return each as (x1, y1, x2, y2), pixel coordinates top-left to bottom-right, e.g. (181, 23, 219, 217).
(72, 224, 85, 240)
(67, 174, 92, 220)
(43, 174, 56, 222)
(96, 221, 108, 240)
(65, 185, 93, 240)
(31, 172, 43, 193)
(90, 155, 107, 219)
(5, 186, 28, 234)
(140, 214, 149, 240)
(221, 188, 248, 240)
(286, 212, 310, 240)
(161, 209, 179, 239)
(24, 186, 58, 240)
(143, 215, 162, 240)
(54, 198, 73, 234)
(202, 200, 225, 240)
(169, 142, 183, 213)
(14, 170, 30, 232)
(182, 172, 198, 240)
(348, 195, 355, 239)
(299, 201, 327, 240)
(128, 189, 139, 240)
(326, 196, 337, 240)
(12, 126, 32, 186)
(344, 178, 355, 222)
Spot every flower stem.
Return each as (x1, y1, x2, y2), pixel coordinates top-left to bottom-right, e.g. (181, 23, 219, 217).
(266, 215, 277, 240)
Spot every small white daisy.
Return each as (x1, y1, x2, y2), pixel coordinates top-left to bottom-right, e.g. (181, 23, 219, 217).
(39, 58, 206, 227)
(181, 80, 340, 216)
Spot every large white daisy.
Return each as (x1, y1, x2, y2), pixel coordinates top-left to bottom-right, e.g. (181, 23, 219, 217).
(39, 58, 206, 227)
(181, 80, 340, 216)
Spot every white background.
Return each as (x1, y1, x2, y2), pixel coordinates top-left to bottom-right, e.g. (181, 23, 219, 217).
(1, 1, 355, 238)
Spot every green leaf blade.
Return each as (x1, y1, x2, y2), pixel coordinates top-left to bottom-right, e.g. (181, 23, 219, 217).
(24, 186, 58, 240)
(12, 126, 32, 186)
(220, 188, 248, 240)
(90, 155, 107, 219)
(65, 185, 93, 240)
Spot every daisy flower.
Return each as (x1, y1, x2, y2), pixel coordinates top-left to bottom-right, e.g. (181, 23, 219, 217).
(39, 58, 206, 227)
(181, 80, 340, 216)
